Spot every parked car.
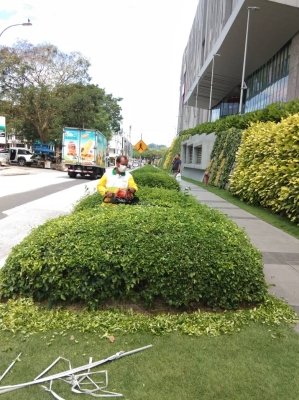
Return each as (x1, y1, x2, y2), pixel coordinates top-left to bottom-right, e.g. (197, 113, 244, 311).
(0, 149, 9, 166)
(1, 147, 33, 166)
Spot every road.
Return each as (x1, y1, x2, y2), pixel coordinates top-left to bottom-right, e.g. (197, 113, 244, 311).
(0, 167, 89, 219)
(0, 165, 100, 268)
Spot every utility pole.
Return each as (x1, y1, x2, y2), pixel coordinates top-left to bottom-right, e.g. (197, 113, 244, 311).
(209, 54, 220, 122)
(140, 133, 142, 165)
(239, 7, 260, 114)
(128, 125, 132, 158)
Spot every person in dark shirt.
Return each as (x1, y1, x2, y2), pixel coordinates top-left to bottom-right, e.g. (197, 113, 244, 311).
(172, 153, 181, 177)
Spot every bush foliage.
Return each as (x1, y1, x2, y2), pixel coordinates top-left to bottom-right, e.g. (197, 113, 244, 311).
(0, 179, 267, 309)
(178, 99, 299, 137)
(74, 186, 198, 212)
(73, 166, 181, 212)
(0, 165, 268, 309)
(160, 134, 188, 171)
(230, 113, 299, 224)
(1, 295, 297, 337)
(73, 190, 103, 212)
(208, 128, 243, 189)
(131, 166, 180, 191)
(161, 99, 299, 176)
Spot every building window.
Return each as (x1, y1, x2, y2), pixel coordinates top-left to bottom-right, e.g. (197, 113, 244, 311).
(245, 41, 290, 113)
(188, 145, 193, 163)
(211, 40, 291, 120)
(218, 97, 240, 119)
(182, 144, 187, 163)
(196, 146, 202, 164)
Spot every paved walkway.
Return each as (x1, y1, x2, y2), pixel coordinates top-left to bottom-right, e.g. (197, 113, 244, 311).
(180, 180, 299, 333)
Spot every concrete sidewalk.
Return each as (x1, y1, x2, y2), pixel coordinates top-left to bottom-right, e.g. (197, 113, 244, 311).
(180, 180, 299, 332)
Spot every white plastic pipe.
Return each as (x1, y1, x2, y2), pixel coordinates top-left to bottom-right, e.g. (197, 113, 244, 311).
(0, 345, 152, 395)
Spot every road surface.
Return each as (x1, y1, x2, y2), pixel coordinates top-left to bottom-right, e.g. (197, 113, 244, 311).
(0, 168, 88, 219)
(0, 165, 100, 268)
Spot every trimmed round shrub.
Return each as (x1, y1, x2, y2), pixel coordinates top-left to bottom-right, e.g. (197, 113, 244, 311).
(133, 165, 162, 174)
(73, 165, 181, 212)
(131, 166, 180, 190)
(0, 205, 267, 309)
(73, 191, 103, 212)
(136, 186, 196, 207)
(74, 187, 197, 212)
(132, 172, 180, 190)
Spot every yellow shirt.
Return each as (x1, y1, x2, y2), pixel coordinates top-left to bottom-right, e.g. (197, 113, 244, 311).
(97, 168, 138, 203)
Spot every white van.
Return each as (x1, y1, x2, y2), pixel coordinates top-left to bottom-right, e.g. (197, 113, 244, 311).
(0, 147, 33, 166)
(0, 149, 8, 166)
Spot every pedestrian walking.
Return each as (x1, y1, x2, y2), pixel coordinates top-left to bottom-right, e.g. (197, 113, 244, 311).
(203, 171, 210, 186)
(171, 153, 181, 178)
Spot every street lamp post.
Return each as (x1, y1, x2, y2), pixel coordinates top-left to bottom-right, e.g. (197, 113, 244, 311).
(208, 54, 220, 122)
(0, 21, 32, 38)
(0, 20, 32, 148)
(238, 7, 260, 114)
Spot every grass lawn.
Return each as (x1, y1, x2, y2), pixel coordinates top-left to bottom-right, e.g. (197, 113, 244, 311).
(0, 323, 298, 400)
(182, 177, 299, 240)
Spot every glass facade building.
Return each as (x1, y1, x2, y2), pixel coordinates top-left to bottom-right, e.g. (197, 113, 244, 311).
(244, 41, 290, 113)
(211, 41, 291, 120)
(211, 98, 239, 122)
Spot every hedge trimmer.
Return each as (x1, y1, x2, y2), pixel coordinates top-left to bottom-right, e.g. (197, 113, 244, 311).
(104, 189, 139, 205)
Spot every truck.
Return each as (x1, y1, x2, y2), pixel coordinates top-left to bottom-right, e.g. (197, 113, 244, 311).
(62, 127, 107, 179)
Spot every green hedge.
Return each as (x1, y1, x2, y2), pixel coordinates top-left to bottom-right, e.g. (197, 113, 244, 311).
(229, 114, 299, 224)
(73, 167, 182, 212)
(178, 99, 299, 137)
(160, 99, 299, 174)
(73, 191, 103, 212)
(0, 165, 268, 309)
(208, 128, 243, 189)
(159, 134, 188, 172)
(132, 165, 161, 174)
(131, 166, 180, 191)
(0, 194, 267, 309)
(74, 186, 205, 212)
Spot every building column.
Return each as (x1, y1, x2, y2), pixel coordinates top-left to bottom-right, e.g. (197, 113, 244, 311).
(287, 31, 299, 102)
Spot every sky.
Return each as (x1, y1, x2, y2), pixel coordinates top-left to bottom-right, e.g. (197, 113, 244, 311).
(0, 0, 198, 147)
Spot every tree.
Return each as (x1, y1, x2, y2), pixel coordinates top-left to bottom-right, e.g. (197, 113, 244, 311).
(147, 143, 167, 149)
(0, 41, 122, 143)
(132, 147, 167, 160)
(0, 40, 90, 89)
(51, 83, 122, 141)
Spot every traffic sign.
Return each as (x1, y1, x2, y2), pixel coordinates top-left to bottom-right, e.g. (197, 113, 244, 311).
(134, 140, 148, 154)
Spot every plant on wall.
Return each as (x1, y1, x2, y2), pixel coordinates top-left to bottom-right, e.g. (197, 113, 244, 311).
(178, 99, 299, 138)
(208, 128, 242, 189)
(230, 114, 299, 224)
(160, 134, 188, 171)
